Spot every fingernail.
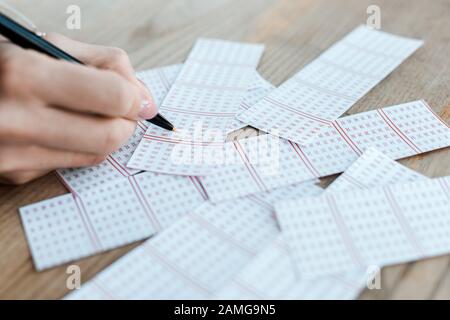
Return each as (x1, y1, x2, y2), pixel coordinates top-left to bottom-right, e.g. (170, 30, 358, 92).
(138, 82, 158, 120)
(139, 99, 157, 120)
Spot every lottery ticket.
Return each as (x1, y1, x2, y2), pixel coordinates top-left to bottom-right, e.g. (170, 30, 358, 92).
(276, 176, 450, 277)
(238, 26, 423, 144)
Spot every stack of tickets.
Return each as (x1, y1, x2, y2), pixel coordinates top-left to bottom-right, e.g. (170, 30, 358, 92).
(17, 26, 450, 300)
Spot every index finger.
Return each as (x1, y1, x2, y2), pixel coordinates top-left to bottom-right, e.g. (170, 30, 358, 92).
(10, 45, 157, 120)
(45, 33, 157, 114)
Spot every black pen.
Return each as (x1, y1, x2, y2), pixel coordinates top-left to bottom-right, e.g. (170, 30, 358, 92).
(0, 11, 176, 132)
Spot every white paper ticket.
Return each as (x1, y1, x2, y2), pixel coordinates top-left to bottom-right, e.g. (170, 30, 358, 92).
(127, 39, 265, 175)
(276, 175, 450, 277)
(58, 64, 272, 192)
(215, 148, 427, 299)
(137, 64, 182, 103)
(227, 72, 275, 133)
(200, 134, 318, 202)
(201, 100, 450, 202)
(65, 180, 322, 299)
(215, 237, 368, 300)
(325, 147, 427, 193)
(237, 26, 423, 144)
(19, 172, 208, 270)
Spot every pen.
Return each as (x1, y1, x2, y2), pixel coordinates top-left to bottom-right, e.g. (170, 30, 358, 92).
(0, 11, 175, 132)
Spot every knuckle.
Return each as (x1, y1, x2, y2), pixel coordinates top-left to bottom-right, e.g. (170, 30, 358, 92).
(10, 122, 30, 140)
(101, 120, 131, 154)
(112, 75, 136, 113)
(87, 154, 107, 166)
(44, 32, 63, 45)
(0, 49, 43, 96)
(3, 119, 33, 143)
(0, 172, 34, 185)
(0, 105, 31, 141)
(108, 47, 130, 65)
(0, 105, 8, 135)
(9, 174, 28, 185)
(0, 150, 19, 173)
(68, 153, 106, 168)
(0, 54, 25, 93)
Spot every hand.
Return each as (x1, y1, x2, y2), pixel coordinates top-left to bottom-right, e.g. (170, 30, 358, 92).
(0, 33, 157, 184)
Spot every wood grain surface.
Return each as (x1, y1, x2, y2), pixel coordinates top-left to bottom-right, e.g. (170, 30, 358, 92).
(0, 0, 449, 299)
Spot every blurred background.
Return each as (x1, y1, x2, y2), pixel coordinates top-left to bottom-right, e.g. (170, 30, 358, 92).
(8, 0, 447, 86)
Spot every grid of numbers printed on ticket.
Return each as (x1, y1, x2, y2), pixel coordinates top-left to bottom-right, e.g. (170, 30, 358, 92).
(127, 39, 265, 175)
(214, 148, 427, 300)
(19, 172, 208, 270)
(65, 181, 322, 299)
(237, 25, 423, 145)
(276, 176, 450, 277)
(201, 100, 450, 202)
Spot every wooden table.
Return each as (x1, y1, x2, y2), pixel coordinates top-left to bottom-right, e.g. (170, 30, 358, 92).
(0, 0, 449, 299)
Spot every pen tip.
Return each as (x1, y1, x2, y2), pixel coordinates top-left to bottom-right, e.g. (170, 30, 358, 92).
(172, 127, 177, 132)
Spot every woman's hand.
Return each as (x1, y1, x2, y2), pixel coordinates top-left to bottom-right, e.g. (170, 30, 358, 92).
(0, 33, 156, 184)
